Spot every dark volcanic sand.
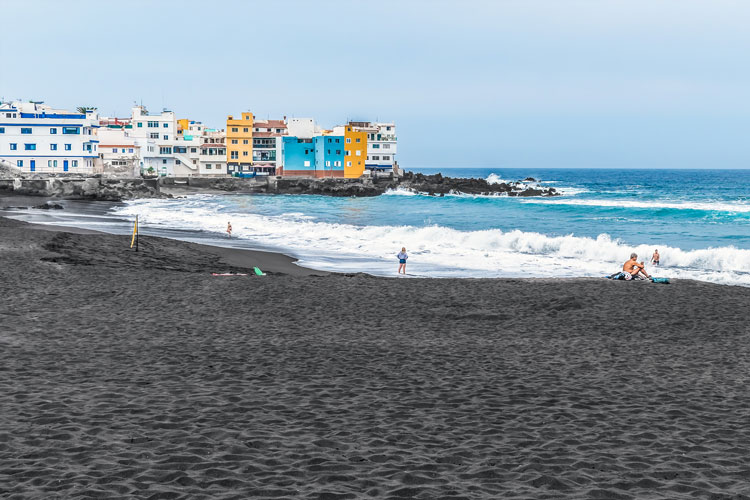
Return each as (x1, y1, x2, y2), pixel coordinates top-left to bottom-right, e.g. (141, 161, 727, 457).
(2, 216, 750, 499)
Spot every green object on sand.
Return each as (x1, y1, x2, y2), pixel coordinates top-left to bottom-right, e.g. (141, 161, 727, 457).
(650, 277, 670, 284)
(254, 267, 266, 276)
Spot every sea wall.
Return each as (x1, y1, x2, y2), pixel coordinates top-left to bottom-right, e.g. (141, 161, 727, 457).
(0, 175, 162, 201)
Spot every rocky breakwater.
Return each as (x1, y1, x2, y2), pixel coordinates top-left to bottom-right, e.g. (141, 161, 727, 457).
(395, 172, 559, 197)
(272, 172, 559, 197)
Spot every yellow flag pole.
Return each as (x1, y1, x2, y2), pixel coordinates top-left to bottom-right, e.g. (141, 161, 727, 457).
(130, 215, 138, 251)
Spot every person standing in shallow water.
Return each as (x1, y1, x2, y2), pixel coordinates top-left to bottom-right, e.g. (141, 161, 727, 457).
(226, 222, 232, 238)
(397, 247, 408, 275)
(651, 249, 660, 266)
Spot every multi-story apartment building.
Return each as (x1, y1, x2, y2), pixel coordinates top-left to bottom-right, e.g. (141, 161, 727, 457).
(252, 118, 286, 175)
(281, 135, 345, 177)
(128, 106, 177, 176)
(226, 112, 253, 175)
(0, 101, 100, 173)
(349, 121, 397, 173)
(96, 127, 140, 176)
(332, 124, 367, 178)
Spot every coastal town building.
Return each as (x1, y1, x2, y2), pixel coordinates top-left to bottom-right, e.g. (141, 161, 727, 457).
(332, 124, 367, 178)
(252, 118, 286, 175)
(349, 121, 397, 174)
(96, 127, 140, 176)
(226, 112, 253, 175)
(0, 101, 100, 174)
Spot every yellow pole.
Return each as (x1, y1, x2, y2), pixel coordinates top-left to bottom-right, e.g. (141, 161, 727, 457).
(130, 215, 138, 250)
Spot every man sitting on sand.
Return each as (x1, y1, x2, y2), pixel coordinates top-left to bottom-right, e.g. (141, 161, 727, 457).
(623, 253, 651, 279)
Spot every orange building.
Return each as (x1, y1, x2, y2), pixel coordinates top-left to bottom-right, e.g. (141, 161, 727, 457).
(343, 125, 366, 178)
(226, 112, 253, 174)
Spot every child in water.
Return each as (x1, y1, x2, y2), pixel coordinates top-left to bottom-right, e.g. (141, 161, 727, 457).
(397, 247, 408, 275)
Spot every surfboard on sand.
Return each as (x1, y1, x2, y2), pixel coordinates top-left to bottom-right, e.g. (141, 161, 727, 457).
(211, 273, 248, 276)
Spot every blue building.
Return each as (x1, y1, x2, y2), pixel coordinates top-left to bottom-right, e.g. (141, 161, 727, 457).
(281, 136, 315, 176)
(314, 135, 345, 178)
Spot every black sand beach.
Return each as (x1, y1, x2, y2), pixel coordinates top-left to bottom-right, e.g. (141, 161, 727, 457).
(2, 215, 750, 499)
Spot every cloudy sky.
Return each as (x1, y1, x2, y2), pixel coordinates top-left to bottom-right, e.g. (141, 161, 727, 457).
(1, 0, 748, 168)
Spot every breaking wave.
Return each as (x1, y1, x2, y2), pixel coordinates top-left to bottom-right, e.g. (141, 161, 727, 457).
(113, 197, 750, 286)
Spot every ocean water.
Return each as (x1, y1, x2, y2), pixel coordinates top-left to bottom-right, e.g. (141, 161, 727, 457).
(11, 168, 750, 286)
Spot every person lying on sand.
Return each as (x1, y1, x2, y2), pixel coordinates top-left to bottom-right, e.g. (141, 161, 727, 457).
(624, 253, 651, 279)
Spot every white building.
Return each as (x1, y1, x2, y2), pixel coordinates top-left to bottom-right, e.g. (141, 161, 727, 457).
(0, 101, 100, 174)
(96, 128, 140, 176)
(350, 121, 397, 173)
(175, 121, 227, 176)
(127, 106, 178, 177)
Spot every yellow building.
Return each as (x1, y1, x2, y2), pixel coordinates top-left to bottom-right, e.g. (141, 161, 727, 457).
(226, 112, 254, 174)
(344, 125, 367, 178)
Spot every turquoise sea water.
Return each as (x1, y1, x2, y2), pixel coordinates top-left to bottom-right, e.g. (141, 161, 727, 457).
(9, 168, 750, 285)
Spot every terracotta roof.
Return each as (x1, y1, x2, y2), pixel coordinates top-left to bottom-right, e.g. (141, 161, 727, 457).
(201, 143, 226, 148)
(254, 119, 286, 128)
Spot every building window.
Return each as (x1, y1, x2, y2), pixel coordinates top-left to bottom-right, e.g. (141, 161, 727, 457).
(231, 139, 238, 144)
(383, 156, 390, 160)
(191, 148, 197, 153)
(242, 151, 248, 156)
(137, 122, 143, 127)
(72, 160, 78, 167)
(148, 121, 158, 128)
(334, 161, 341, 167)
(346, 161, 351, 166)
(326, 161, 331, 167)
(206, 164, 212, 169)
(243, 128, 248, 132)
(336, 150, 341, 155)
(50, 128, 57, 134)
(346, 151, 350, 156)
(346, 138, 351, 143)
(383, 144, 390, 149)
(373, 156, 380, 160)
(372, 144, 380, 149)
(163, 135, 168, 140)
(243, 139, 249, 144)
(0, 127, 4, 133)
(150, 133, 159, 139)
(50, 144, 57, 151)
(356, 150, 361, 156)
(163, 123, 168, 128)
(366, 156, 369, 160)
(21, 128, 31, 134)
(159, 147, 172, 154)
(24, 144, 36, 150)
(10, 143, 17, 150)
(231, 127, 238, 132)
(387, 126, 391, 131)
(335, 139, 340, 143)
(62, 127, 80, 134)
(129, 148, 134, 153)
(65, 144, 71, 150)
(231, 151, 238, 159)
(356, 138, 361, 143)
(304, 161, 310, 167)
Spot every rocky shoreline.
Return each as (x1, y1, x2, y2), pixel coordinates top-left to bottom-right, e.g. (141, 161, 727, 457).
(0, 166, 558, 201)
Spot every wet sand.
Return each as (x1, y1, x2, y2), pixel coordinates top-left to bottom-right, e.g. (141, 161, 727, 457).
(2, 215, 750, 499)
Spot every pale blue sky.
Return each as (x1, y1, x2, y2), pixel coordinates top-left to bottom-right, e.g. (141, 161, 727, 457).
(1, 0, 748, 168)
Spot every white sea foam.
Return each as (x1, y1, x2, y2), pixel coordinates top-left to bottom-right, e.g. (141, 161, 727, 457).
(485, 173, 587, 196)
(383, 187, 419, 196)
(485, 173, 508, 185)
(521, 197, 750, 213)
(113, 198, 750, 286)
